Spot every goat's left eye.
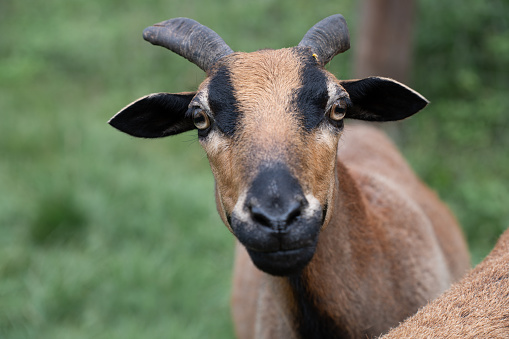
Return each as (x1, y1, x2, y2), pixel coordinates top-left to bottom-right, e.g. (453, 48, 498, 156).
(329, 101, 347, 121)
(192, 108, 211, 130)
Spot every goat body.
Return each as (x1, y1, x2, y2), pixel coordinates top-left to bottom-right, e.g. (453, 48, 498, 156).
(381, 227, 509, 338)
(232, 124, 469, 338)
(109, 15, 470, 338)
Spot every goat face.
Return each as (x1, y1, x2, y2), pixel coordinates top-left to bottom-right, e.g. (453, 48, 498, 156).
(193, 48, 345, 275)
(109, 15, 428, 276)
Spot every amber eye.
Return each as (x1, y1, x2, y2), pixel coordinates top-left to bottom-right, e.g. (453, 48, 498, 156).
(192, 108, 211, 130)
(329, 101, 347, 121)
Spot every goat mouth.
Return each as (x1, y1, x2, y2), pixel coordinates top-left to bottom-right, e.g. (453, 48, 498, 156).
(246, 245, 317, 276)
(229, 204, 323, 276)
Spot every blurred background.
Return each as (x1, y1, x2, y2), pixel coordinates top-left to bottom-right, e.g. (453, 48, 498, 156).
(1, 0, 508, 338)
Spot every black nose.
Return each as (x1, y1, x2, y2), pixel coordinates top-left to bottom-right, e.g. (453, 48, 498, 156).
(249, 198, 304, 231)
(245, 165, 307, 232)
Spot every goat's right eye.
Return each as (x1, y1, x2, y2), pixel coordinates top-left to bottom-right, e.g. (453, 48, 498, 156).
(192, 108, 211, 130)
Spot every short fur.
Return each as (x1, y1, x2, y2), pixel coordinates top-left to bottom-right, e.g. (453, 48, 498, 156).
(231, 123, 470, 338)
(109, 16, 471, 339)
(381, 227, 509, 338)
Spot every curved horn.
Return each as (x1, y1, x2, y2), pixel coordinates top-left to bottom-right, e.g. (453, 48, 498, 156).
(143, 18, 234, 72)
(298, 14, 350, 65)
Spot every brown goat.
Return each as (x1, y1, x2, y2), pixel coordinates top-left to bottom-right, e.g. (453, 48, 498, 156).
(109, 15, 470, 338)
(381, 227, 509, 338)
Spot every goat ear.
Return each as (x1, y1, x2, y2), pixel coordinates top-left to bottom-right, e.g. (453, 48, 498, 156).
(109, 92, 196, 138)
(340, 77, 429, 121)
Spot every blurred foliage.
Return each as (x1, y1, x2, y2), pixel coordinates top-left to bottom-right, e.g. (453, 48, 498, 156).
(29, 191, 87, 246)
(401, 0, 509, 262)
(0, 0, 507, 338)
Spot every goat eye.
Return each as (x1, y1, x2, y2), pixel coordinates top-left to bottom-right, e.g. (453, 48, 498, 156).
(192, 108, 211, 130)
(329, 101, 347, 121)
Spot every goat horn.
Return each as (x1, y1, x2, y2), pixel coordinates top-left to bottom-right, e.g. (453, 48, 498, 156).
(298, 14, 350, 65)
(143, 17, 234, 72)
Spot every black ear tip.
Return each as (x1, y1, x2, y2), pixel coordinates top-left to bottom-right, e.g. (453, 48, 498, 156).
(411, 91, 430, 114)
(107, 114, 122, 130)
(107, 114, 116, 126)
(107, 111, 138, 136)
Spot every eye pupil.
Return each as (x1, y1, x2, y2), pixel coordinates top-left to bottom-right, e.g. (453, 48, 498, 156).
(335, 106, 346, 113)
(329, 102, 347, 121)
(193, 109, 211, 130)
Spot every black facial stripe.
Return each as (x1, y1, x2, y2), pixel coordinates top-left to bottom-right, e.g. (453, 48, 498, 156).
(294, 55, 330, 131)
(207, 66, 240, 136)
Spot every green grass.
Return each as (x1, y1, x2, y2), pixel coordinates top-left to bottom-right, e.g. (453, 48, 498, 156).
(1, 0, 508, 338)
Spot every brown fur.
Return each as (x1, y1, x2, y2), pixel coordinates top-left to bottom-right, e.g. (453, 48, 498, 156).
(110, 18, 472, 339)
(381, 227, 509, 338)
(230, 123, 470, 338)
(203, 49, 339, 218)
(193, 49, 472, 338)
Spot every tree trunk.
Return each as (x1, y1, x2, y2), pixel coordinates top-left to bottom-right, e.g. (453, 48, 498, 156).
(354, 0, 416, 84)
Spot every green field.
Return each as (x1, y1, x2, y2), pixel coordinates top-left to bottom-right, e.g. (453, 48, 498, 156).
(1, 0, 508, 338)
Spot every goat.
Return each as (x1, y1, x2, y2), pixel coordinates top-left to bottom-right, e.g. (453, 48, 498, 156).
(109, 15, 470, 338)
(381, 227, 509, 338)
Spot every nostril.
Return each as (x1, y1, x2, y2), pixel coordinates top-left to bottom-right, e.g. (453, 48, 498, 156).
(250, 205, 273, 227)
(285, 200, 302, 225)
(248, 199, 304, 230)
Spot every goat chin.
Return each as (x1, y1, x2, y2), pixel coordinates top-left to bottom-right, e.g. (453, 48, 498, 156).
(110, 15, 470, 339)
